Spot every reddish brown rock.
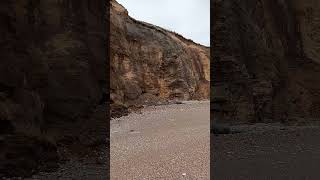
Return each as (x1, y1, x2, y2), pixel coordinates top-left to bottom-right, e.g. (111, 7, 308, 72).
(110, 0, 210, 117)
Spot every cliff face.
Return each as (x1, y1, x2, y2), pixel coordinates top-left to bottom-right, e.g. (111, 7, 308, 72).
(0, 0, 106, 177)
(213, 0, 320, 124)
(110, 0, 210, 117)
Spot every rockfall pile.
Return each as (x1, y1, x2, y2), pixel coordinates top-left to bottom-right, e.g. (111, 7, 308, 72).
(110, 0, 210, 117)
(213, 0, 320, 124)
(0, 0, 106, 177)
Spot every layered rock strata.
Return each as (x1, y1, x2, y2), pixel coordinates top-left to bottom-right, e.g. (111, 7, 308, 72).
(212, 0, 320, 124)
(110, 0, 210, 117)
(0, 0, 106, 177)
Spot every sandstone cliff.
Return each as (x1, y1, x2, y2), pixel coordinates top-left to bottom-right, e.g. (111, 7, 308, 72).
(110, 0, 210, 117)
(213, 0, 320, 124)
(0, 0, 106, 177)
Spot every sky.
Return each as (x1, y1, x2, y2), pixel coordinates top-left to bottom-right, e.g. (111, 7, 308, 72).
(116, 0, 210, 46)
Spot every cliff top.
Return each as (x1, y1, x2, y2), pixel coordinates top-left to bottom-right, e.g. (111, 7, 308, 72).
(111, 0, 210, 49)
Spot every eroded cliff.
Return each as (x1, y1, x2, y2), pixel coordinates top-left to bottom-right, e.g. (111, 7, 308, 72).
(110, 0, 210, 117)
(0, 0, 106, 177)
(213, 0, 320, 124)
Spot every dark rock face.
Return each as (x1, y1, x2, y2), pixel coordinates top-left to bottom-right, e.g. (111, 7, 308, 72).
(0, 134, 59, 177)
(0, 0, 106, 177)
(110, 0, 210, 117)
(213, 0, 320, 124)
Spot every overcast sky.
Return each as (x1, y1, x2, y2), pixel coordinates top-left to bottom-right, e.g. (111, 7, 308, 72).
(116, 0, 210, 46)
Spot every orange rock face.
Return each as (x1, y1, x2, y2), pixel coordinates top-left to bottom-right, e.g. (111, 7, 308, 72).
(110, 0, 210, 116)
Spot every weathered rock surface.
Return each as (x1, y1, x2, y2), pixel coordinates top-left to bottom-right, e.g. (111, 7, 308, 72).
(213, 0, 320, 124)
(110, 0, 210, 117)
(0, 0, 106, 177)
